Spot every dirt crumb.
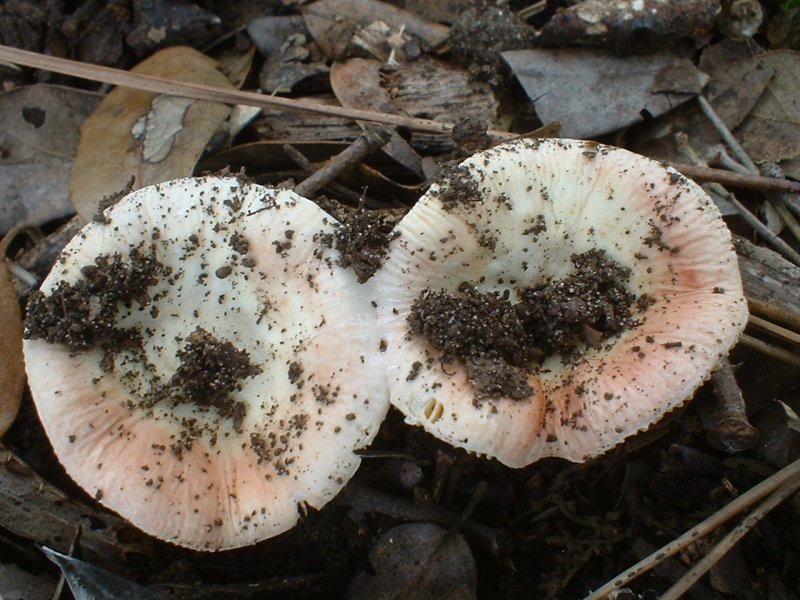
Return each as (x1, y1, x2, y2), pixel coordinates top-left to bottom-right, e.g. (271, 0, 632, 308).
(24, 248, 165, 352)
(408, 250, 641, 400)
(430, 164, 483, 211)
(325, 207, 402, 283)
(168, 327, 261, 428)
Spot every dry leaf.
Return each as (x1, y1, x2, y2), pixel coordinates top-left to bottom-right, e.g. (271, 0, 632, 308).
(43, 547, 165, 600)
(69, 46, 234, 221)
(301, 0, 449, 60)
(0, 232, 25, 437)
(331, 58, 423, 176)
(734, 50, 800, 178)
(503, 48, 708, 138)
(345, 523, 477, 600)
(0, 85, 101, 234)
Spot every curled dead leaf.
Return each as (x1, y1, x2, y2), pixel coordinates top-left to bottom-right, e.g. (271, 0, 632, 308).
(0, 230, 25, 437)
(69, 46, 235, 221)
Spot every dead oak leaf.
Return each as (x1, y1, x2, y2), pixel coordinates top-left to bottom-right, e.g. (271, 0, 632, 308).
(69, 46, 234, 222)
(735, 50, 800, 177)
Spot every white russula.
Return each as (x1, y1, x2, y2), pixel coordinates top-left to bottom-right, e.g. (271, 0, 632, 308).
(371, 138, 748, 467)
(23, 176, 388, 550)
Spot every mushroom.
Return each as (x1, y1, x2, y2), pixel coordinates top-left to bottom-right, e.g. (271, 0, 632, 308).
(23, 176, 388, 550)
(371, 138, 748, 467)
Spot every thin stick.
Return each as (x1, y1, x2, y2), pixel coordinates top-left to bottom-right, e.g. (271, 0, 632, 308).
(673, 135, 800, 266)
(0, 44, 514, 140)
(707, 358, 757, 453)
(671, 163, 800, 195)
(293, 127, 391, 198)
(660, 474, 800, 600)
(726, 193, 800, 266)
(761, 162, 800, 221)
(697, 96, 759, 174)
(739, 334, 800, 368)
(748, 314, 800, 346)
(583, 457, 800, 600)
(747, 296, 800, 332)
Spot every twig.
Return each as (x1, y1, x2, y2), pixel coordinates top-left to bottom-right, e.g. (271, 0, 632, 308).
(671, 163, 800, 194)
(726, 193, 800, 266)
(292, 127, 392, 198)
(517, 0, 547, 20)
(707, 359, 758, 453)
(739, 334, 800, 368)
(0, 44, 515, 140)
(582, 456, 800, 599)
(748, 314, 800, 347)
(282, 144, 370, 205)
(696, 96, 799, 242)
(697, 96, 759, 174)
(660, 473, 800, 600)
(673, 135, 800, 266)
(761, 162, 800, 220)
(747, 295, 800, 332)
(706, 144, 753, 176)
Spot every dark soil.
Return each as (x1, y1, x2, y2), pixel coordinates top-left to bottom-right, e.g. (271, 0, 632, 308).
(24, 247, 164, 353)
(165, 327, 260, 428)
(408, 249, 640, 401)
(317, 205, 402, 283)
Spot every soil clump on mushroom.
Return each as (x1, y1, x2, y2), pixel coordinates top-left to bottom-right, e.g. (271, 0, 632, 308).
(431, 164, 484, 211)
(24, 247, 165, 354)
(162, 327, 261, 433)
(408, 249, 642, 401)
(316, 204, 402, 283)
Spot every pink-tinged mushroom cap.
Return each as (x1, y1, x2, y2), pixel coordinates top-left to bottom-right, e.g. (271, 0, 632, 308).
(23, 176, 388, 550)
(371, 138, 748, 467)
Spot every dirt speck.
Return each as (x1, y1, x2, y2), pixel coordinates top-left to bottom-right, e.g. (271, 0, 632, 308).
(24, 248, 165, 352)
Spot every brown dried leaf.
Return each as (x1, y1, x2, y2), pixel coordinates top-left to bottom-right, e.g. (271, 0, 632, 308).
(69, 46, 234, 221)
(331, 58, 423, 176)
(0, 85, 101, 233)
(0, 233, 25, 437)
(503, 49, 708, 138)
(301, 0, 449, 61)
(735, 50, 800, 178)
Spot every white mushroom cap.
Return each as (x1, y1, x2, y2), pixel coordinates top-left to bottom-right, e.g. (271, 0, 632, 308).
(23, 176, 388, 550)
(372, 138, 748, 467)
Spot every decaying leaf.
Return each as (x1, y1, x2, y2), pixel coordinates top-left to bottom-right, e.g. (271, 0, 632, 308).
(387, 57, 498, 153)
(629, 40, 772, 168)
(734, 50, 800, 179)
(535, 0, 721, 47)
(247, 16, 330, 94)
(331, 58, 423, 176)
(0, 85, 101, 234)
(503, 48, 708, 138)
(301, 0, 449, 60)
(345, 522, 477, 600)
(43, 547, 165, 600)
(69, 46, 234, 221)
(0, 232, 25, 437)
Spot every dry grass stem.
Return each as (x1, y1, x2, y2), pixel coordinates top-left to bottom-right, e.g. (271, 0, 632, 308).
(583, 456, 800, 599)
